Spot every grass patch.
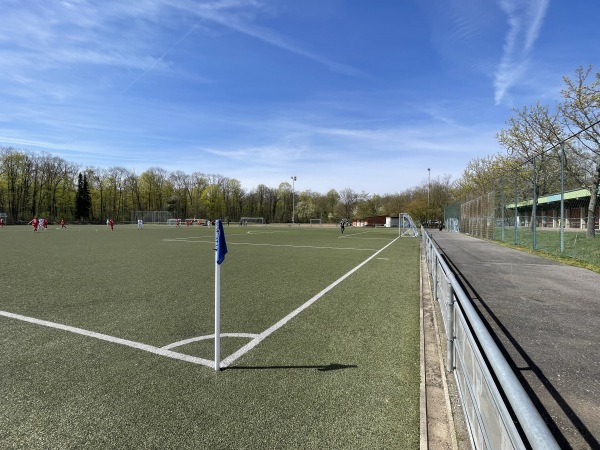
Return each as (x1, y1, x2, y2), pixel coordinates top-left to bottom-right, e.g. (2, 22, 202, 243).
(493, 227, 600, 273)
(0, 224, 421, 448)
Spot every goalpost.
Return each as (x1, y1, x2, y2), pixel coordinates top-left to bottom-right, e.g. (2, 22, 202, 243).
(309, 219, 322, 227)
(130, 210, 172, 224)
(166, 218, 182, 227)
(239, 217, 265, 226)
(399, 213, 419, 237)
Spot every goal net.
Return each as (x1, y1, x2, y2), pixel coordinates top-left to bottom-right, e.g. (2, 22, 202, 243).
(130, 210, 172, 224)
(399, 213, 419, 237)
(166, 218, 182, 227)
(239, 217, 265, 226)
(309, 219, 322, 227)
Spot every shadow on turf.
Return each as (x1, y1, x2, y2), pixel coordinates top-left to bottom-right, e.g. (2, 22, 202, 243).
(224, 363, 357, 372)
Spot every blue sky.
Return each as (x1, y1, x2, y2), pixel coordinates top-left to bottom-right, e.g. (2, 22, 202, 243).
(0, 0, 598, 195)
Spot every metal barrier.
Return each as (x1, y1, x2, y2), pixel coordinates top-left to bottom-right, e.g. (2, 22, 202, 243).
(422, 229, 559, 449)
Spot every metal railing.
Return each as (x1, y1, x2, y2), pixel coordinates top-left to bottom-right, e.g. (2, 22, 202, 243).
(422, 229, 559, 450)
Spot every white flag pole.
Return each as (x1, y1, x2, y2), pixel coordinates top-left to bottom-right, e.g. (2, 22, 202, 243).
(214, 224, 221, 371)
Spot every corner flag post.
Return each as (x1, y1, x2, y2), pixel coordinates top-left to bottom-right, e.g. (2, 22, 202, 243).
(214, 219, 228, 371)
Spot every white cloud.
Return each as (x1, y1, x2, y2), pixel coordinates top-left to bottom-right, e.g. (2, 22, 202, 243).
(494, 0, 549, 104)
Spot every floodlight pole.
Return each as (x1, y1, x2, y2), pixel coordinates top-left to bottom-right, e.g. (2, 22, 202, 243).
(427, 168, 431, 224)
(291, 176, 297, 225)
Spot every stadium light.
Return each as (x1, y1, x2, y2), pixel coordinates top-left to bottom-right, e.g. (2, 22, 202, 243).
(291, 176, 297, 225)
(427, 168, 431, 208)
(427, 168, 431, 225)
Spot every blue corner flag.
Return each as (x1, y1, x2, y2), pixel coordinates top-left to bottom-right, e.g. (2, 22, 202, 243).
(215, 219, 228, 265)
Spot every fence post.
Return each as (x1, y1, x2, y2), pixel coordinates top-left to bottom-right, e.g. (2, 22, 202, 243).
(446, 283, 455, 372)
(533, 157, 537, 250)
(501, 175, 505, 242)
(514, 170, 518, 245)
(560, 144, 565, 252)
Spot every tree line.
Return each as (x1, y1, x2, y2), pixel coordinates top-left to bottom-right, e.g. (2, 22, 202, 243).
(0, 147, 453, 225)
(5, 65, 595, 229)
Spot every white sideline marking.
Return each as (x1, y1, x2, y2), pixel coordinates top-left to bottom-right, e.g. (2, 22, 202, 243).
(0, 310, 214, 368)
(164, 237, 376, 252)
(338, 230, 371, 238)
(220, 236, 399, 368)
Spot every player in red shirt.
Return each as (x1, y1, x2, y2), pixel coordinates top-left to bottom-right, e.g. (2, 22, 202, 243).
(32, 217, 39, 232)
(109, 218, 114, 230)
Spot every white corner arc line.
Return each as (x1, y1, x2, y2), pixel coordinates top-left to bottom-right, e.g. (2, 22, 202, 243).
(220, 236, 400, 368)
(0, 310, 214, 368)
(162, 333, 259, 350)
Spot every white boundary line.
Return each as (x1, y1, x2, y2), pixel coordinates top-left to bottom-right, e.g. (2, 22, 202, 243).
(163, 238, 376, 252)
(1, 236, 399, 370)
(220, 236, 399, 368)
(0, 310, 215, 368)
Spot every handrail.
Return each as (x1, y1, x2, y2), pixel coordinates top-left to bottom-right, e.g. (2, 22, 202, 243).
(422, 229, 559, 449)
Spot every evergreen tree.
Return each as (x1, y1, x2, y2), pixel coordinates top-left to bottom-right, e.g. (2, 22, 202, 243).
(75, 173, 91, 221)
(83, 173, 91, 219)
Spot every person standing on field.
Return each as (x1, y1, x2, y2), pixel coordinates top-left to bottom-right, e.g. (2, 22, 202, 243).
(31, 217, 39, 232)
(109, 218, 114, 230)
(60, 218, 66, 229)
(340, 220, 345, 234)
(137, 218, 143, 230)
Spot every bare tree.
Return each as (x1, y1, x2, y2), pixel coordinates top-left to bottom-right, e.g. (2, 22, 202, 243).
(560, 65, 600, 238)
(338, 188, 358, 221)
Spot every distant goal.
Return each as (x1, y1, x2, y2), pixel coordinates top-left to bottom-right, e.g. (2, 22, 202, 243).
(166, 218, 182, 227)
(399, 213, 419, 237)
(309, 219, 322, 227)
(239, 217, 265, 226)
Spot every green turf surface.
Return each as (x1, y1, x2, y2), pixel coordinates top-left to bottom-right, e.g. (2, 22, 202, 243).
(1, 224, 421, 448)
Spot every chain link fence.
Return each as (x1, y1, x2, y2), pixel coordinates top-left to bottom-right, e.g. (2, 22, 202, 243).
(455, 149, 600, 267)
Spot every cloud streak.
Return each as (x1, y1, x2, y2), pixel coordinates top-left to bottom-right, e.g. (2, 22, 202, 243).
(494, 0, 549, 104)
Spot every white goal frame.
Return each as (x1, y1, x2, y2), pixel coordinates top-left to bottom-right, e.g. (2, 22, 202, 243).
(166, 218, 182, 227)
(309, 219, 322, 227)
(399, 213, 419, 237)
(239, 217, 265, 226)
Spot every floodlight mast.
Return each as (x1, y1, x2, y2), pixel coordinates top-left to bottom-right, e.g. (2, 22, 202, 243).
(291, 176, 297, 225)
(427, 168, 431, 225)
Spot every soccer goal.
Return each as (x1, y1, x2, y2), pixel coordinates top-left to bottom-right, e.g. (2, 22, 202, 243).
(130, 210, 172, 224)
(239, 217, 265, 226)
(399, 213, 419, 237)
(166, 218, 182, 227)
(309, 219, 322, 227)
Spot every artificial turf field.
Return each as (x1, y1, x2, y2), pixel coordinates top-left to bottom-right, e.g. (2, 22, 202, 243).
(1, 223, 421, 449)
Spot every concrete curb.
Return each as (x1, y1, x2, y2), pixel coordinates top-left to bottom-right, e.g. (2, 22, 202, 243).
(420, 244, 461, 449)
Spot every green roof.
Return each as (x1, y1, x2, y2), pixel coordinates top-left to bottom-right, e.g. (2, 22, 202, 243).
(505, 187, 598, 209)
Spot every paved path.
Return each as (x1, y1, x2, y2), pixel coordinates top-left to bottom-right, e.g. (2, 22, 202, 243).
(429, 231, 600, 449)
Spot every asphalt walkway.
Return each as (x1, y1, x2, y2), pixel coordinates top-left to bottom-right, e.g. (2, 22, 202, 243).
(428, 231, 600, 449)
